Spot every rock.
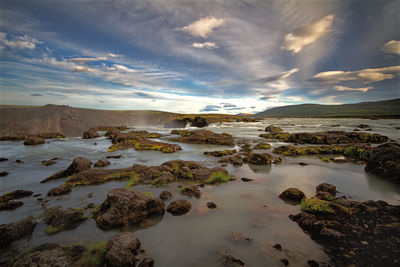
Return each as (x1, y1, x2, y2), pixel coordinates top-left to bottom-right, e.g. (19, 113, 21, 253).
(240, 143, 253, 152)
(279, 188, 306, 203)
(230, 231, 253, 242)
(43, 206, 87, 234)
(24, 135, 45, 145)
(0, 171, 9, 176)
(93, 188, 165, 229)
(167, 199, 191, 215)
(298, 162, 308, 166)
(179, 185, 201, 198)
(159, 190, 172, 201)
(94, 159, 111, 167)
(82, 129, 100, 139)
(265, 125, 283, 133)
(47, 185, 72, 196)
(204, 149, 237, 157)
(41, 156, 92, 183)
(272, 243, 282, 251)
(169, 129, 234, 146)
(0, 157, 8, 162)
(138, 257, 155, 267)
(16, 159, 23, 163)
(241, 177, 253, 182)
(253, 142, 271, 149)
(357, 124, 370, 128)
(244, 152, 277, 165)
(316, 183, 336, 197)
(0, 217, 37, 248)
(365, 143, 400, 183)
(281, 258, 289, 266)
(42, 160, 57, 166)
(217, 248, 245, 266)
(191, 116, 208, 127)
(207, 201, 217, 209)
(105, 232, 142, 267)
(0, 189, 33, 201)
(107, 154, 122, 159)
(219, 155, 244, 166)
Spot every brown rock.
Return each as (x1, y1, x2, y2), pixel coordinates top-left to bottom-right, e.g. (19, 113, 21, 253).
(265, 125, 282, 133)
(94, 159, 111, 167)
(207, 201, 217, 209)
(159, 190, 172, 201)
(82, 129, 100, 139)
(316, 183, 336, 197)
(24, 135, 45, 145)
(180, 185, 201, 198)
(279, 188, 306, 203)
(167, 199, 191, 215)
(0, 217, 37, 248)
(41, 157, 92, 183)
(47, 185, 72, 196)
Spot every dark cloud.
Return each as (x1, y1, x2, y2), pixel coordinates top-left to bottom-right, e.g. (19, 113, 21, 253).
(134, 92, 153, 98)
(221, 103, 237, 108)
(225, 106, 246, 111)
(99, 100, 105, 103)
(200, 105, 221, 112)
(259, 95, 276, 100)
(30, 93, 42, 96)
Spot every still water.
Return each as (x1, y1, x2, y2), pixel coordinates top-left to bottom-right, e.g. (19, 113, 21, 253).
(1, 118, 399, 266)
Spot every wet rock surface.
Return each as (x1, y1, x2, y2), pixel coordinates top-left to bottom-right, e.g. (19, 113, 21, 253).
(41, 156, 92, 183)
(261, 131, 389, 144)
(204, 149, 237, 157)
(265, 125, 283, 133)
(207, 201, 217, 209)
(279, 188, 306, 203)
(0, 190, 33, 211)
(244, 152, 280, 165)
(169, 129, 234, 146)
(365, 143, 400, 183)
(43, 206, 87, 234)
(253, 142, 271, 150)
(47, 185, 72, 196)
(288, 183, 400, 267)
(159, 190, 172, 201)
(93, 188, 165, 229)
(82, 129, 100, 139)
(23, 135, 45, 145)
(167, 199, 191, 215)
(179, 185, 201, 198)
(94, 159, 111, 167)
(0, 217, 37, 248)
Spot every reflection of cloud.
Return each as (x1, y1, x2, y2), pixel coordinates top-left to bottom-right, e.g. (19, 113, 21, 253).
(282, 14, 334, 53)
(200, 105, 221, 112)
(0, 32, 42, 50)
(181, 17, 224, 38)
(334, 85, 373, 92)
(381, 40, 400, 55)
(192, 42, 218, 49)
(311, 66, 400, 84)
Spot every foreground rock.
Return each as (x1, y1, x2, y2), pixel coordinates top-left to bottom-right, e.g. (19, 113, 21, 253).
(93, 189, 165, 229)
(288, 183, 400, 266)
(261, 131, 389, 144)
(253, 142, 271, 149)
(23, 135, 45, 145)
(0, 217, 37, 248)
(41, 156, 92, 183)
(94, 159, 111, 167)
(167, 199, 191, 215)
(365, 143, 400, 183)
(106, 232, 153, 267)
(43, 206, 87, 234)
(0, 190, 33, 211)
(279, 188, 305, 203)
(82, 129, 100, 139)
(170, 129, 234, 146)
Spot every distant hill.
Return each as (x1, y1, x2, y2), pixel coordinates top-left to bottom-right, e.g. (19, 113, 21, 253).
(255, 98, 400, 118)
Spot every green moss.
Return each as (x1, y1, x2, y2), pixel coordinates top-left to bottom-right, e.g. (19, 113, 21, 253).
(104, 171, 137, 182)
(44, 225, 60, 235)
(205, 172, 232, 184)
(300, 197, 334, 214)
(321, 156, 331, 162)
(144, 192, 154, 197)
(74, 241, 107, 267)
(125, 174, 138, 188)
(344, 146, 371, 160)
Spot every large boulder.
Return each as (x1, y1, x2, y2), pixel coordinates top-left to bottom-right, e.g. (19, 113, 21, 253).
(167, 199, 191, 215)
(0, 217, 37, 248)
(265, 125, 282, 133)
(82, 129, 100, 139)
(24, 135, 45, 145)
(191, 116, 208, 127)
(169, 129, 234, 146)
(41, 157, 92, 183)
(365, 143, 400, 183)
(279, 188, 306, 203)
(244, 152, 279, 165)
(105, 232, 144, 267)
(93, 189, 165, 229)
(316, 183, 336, 197)
(43, 206, 87, 234)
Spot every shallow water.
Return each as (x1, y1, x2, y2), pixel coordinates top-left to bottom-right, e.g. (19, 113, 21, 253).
(1, 118, 399, 266)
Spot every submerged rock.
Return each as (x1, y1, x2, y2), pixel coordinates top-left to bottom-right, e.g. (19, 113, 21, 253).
(167, 199, 191, 215)
(0, 157, 8, 162)
(159, 190, 172, 201)
(244, 152, 280, 165)
(217, 248, 245, 266)
(41, 156, 92, 183)
(82, 129, 100, 139)
(107, 154, 122, 159)
(47, 185, 72, 196)
(37, 132, 65, 139)
(279, 188, 306, 203)
(204, 149, 237, 157)
(169, 129, 234, 146)
(94, 159, 111, 167)
(0, 189, 33, 211)
(43, 206, 87, 234)
(253, 142, 271, 150)
(24, 135, 45, 145)
(0, 217, 37, 248)
(93, 188, 165, 229)
(207, 201, 217, 209)
(179, 185, 201, 198)
(365, 143, 400, 183)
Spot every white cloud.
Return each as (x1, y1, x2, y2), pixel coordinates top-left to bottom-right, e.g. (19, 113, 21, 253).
(108, 53, 119, 58)
(0, 32, 42, 50)
(286, 96, 303, 101)
(68, 56, 108, 63)
(73, 66, 93, 72)
(192, 42, 218, 49)
(312, 65, 400, 84)
(282, 14, 334, 53)
(381, 40, 400, 56)
(334, 85, 373, 92)
(181, 16, 225, 38)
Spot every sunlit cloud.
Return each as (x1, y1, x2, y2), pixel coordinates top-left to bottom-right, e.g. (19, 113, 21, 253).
(180, 17, 225, 38)
(334, 85, 373, 92)
(381, 40, 400, 56)
(192, 42, 218, 49)
(282, 14, 334, 53)
(0, 32, 42, 50)
(68, 56, 108, 63)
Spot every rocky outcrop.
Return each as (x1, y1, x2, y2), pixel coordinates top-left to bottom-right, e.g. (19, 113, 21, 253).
(94, 159, 111, 167)
(279, 188, 306, 203)
(179, 185, 201, 198)
(82, 129, 100, 139)
(265, 125, 282, 133)
(41, 157, 92, 183)
(288, 183, 400, 266)
(365, 143, 400, 183)
(253, 142, 271, 150)
(167, 199, 191, 215)
(43, 206, 87, 234)
(90, 125, 129, 132)
(93, 189, 165, 229)
(204, 149, 237, 157)
(47, 185, 72, 196)
(23, 135, 45, 145)
(191, 116, 208, 127)
(261, 131, 389, 144)
(0, 189, 33, 211)
(0, 217, 37, 248)
(170, 129, 234, 146)
(243, 152, 281, 165)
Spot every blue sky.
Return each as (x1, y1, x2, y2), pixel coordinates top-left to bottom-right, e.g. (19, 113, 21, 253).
(0, 0, 399, 114)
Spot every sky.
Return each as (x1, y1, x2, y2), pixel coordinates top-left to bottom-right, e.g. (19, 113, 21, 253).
(0, 0, 399, 114)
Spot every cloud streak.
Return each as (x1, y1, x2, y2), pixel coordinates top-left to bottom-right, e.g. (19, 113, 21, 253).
(0, 32, 42, 50)
(381, 40, 400, 56)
